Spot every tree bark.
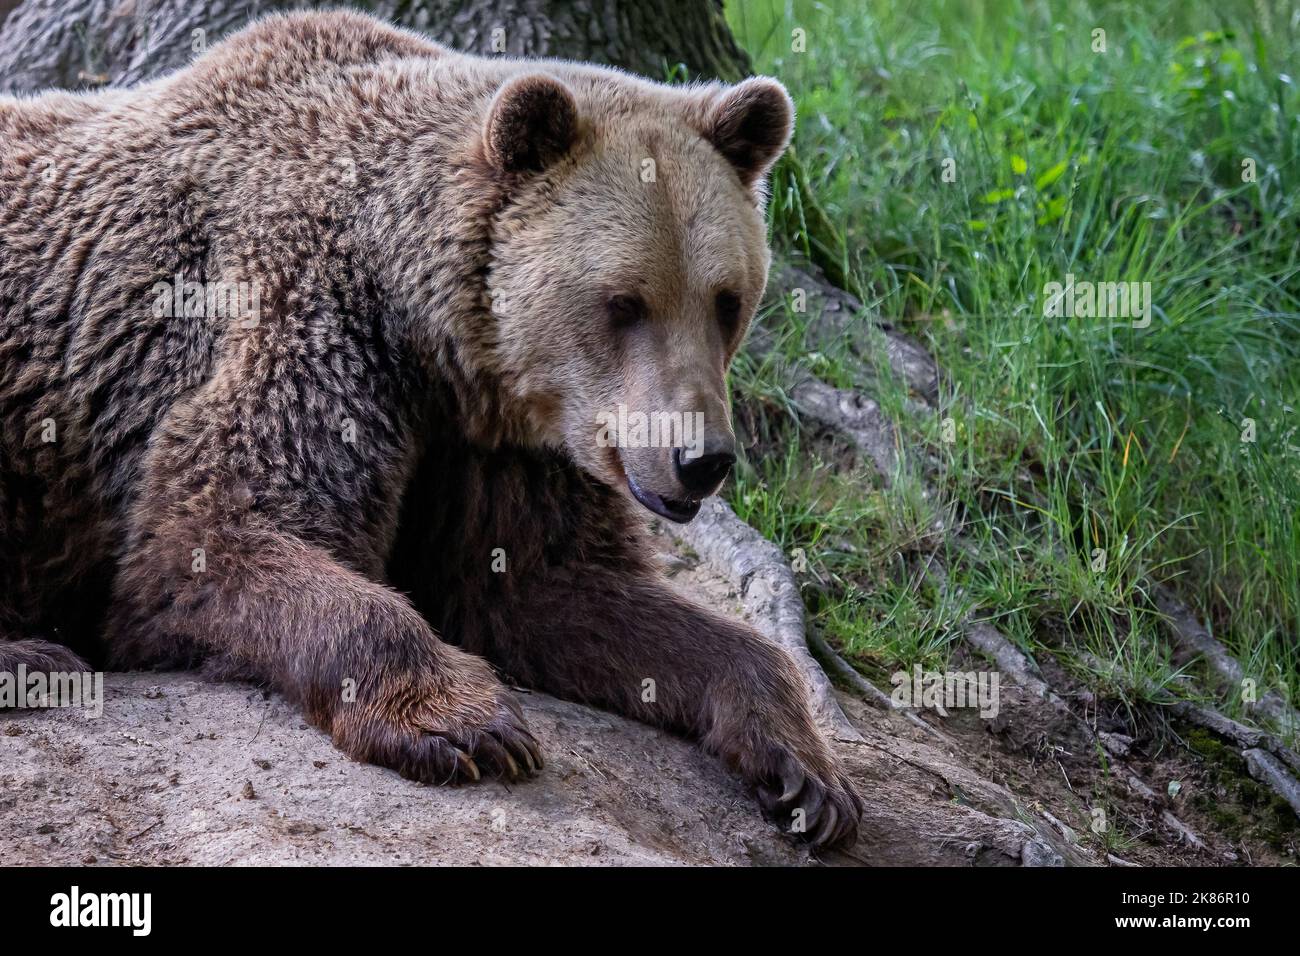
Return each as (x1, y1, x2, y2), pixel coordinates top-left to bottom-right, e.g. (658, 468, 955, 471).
(0, 0, 750, 94)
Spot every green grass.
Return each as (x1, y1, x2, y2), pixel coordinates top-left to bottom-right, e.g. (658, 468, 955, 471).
(726, 0, 1300, 728)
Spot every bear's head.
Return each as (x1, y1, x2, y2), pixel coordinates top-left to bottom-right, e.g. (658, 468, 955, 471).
(482, 70, 793, 523)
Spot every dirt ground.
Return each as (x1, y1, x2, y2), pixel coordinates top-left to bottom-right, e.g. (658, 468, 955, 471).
(1, 536, 1292, 866)
(937, 644, 1299, 866)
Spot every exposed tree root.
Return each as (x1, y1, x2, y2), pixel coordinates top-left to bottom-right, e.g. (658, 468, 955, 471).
(1243, 750, 1300, 816)
(938, 570, 1215, 850)
(789, 375, 899, 481)
(1074, 648, 1300, 822)
(753, 257, 1233, 853)
(768, 263, 940, 404)
(673, 497, 862, 743)
(1169, 702, 1300, 776)
(1155, 589, 1300, 737)
(803, 625, 960, 747)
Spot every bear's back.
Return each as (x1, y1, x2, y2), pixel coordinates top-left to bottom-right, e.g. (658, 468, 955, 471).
(0, 11, 448, 448)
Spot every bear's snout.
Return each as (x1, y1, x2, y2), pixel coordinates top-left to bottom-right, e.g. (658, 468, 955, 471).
(622, 445, 735, 525)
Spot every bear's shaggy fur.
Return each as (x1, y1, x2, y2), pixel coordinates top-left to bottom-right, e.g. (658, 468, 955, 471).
(0, 10, 862, 846)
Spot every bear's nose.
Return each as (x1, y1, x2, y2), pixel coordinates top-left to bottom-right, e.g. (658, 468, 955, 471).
(673, 448, 736, 496)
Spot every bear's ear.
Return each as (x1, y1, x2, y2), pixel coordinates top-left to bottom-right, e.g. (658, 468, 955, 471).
(483, 73, 579, 174)
(700, 77, 794, 189)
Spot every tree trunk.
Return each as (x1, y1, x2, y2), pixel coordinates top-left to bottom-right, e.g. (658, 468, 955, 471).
(0, 0, 750, 94)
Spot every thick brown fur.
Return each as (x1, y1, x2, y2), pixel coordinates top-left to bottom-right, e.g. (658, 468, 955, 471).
(0, 11, 862, 846)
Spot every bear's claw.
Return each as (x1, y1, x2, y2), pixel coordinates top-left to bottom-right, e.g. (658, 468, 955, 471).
(756, 750, 864, 850)
(397, 701, 544, 785)
(338, 691, 544, 787)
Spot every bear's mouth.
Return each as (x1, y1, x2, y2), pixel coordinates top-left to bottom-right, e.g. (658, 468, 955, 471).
(625, 473, 701, 524)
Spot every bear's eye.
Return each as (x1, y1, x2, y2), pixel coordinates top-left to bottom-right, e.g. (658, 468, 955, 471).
(715, 290, 743, 336)
(606, 293, 647, 330)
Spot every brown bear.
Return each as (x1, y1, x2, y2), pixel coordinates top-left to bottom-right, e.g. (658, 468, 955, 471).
(0, 10, 862, 847)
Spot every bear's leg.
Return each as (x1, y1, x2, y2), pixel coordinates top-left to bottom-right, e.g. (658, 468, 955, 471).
(481, 569, 863, 848)
(110, 522, 541, 783)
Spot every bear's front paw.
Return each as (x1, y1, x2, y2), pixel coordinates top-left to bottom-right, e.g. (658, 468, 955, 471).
(330, 664, 543, 785)
(753, 744, 864, 850)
